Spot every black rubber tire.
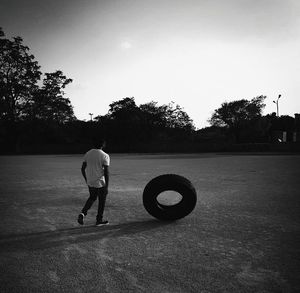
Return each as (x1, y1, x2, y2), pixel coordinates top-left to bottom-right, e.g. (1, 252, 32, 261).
(143, 174, 197, 221)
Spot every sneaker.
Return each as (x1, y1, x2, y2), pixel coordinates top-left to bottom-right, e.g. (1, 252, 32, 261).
(77, 213, 84, 225)
(96, 220, 109, 226)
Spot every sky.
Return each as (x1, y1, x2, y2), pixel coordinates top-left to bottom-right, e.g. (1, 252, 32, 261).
(1, 0, 300, 128)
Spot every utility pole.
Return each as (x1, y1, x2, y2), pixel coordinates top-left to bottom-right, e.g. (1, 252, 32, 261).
(273, 94, 281, 117)
(89, 113, 93, 121)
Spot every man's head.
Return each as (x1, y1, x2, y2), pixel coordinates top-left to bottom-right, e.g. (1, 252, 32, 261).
(93, 138, 106, 149)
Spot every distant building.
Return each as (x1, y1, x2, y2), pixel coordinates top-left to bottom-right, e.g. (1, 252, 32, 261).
(271, 114, 300, 142)
(294, 113, 300, 142)
(272, 130, 287, 142)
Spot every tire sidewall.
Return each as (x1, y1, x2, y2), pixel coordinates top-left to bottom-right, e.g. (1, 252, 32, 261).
(143, 174, 197, 221)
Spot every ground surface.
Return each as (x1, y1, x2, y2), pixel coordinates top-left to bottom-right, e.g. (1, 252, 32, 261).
(0, 153, 299, 293)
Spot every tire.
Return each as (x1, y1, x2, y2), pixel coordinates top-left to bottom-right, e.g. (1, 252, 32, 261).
(143, 174, 197, 221)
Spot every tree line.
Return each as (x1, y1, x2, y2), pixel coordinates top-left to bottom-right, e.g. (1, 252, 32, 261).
(1, 28, 298, 154)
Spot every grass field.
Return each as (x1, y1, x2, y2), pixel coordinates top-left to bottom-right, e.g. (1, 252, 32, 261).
(0, 153, 299, 292)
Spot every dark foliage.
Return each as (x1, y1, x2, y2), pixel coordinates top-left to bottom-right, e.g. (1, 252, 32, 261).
(0, 28, 298, 154)
(209, 96, 267, 142)
(0, 28, 74, 151)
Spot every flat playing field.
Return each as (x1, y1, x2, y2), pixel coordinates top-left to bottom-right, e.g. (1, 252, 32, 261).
(0, 153, 299, 292)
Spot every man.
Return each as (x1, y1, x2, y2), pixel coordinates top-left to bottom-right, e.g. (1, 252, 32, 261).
(77, 138, 110, 226)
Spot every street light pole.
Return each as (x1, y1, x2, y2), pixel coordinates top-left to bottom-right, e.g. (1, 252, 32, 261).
(273, 94, 281, 117)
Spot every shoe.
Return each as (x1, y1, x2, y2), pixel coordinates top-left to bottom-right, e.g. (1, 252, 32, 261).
(96, 220, 109, 226)
(77, 213, 84, 225)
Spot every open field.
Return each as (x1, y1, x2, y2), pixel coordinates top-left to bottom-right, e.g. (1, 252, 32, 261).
(0, 153, 299, 293)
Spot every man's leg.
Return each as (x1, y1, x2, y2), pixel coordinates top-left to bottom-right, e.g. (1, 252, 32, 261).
(78, 187, 98, 224)
(82, 187, 98, 215)
(96, 187, 108, 224)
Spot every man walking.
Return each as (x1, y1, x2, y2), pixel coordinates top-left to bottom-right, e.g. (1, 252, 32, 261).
(78, 138, 110, 226)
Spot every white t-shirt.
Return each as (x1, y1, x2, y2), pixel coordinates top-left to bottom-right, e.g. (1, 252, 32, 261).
(83, 149, 110, 188)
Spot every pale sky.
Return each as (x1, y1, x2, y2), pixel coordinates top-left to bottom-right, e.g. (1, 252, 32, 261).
(1, 0, 300, 128)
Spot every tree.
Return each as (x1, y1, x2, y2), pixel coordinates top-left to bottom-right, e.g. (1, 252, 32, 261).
(0, 28, 75, 152)
(104, 97, 143, 146)
(93, 97, 195, 151)
(139, 101, 168, 128)
(164, 102, 195, 131)
(139, 101, 194, 130)
(28, 70, 75, 123)
(0, 29, 41, 122)
(108, 97, 137, 116)
(209, 96, 266, 142)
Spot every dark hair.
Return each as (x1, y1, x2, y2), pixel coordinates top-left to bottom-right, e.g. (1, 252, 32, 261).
(93, 138, 106, 148)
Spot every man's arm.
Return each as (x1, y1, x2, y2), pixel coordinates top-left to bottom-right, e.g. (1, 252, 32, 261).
(103, 165, 109, 191)
(81, 162, 87, 183)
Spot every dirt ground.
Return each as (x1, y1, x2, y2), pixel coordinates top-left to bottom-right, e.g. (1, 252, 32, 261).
(0, 153, 299, 293)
